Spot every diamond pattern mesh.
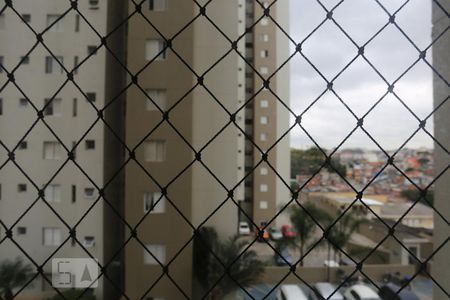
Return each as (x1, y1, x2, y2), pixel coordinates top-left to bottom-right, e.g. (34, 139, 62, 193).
(0, 0, 449, 299)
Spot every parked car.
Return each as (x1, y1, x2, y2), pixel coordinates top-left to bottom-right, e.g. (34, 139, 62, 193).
(255, 226, 269, 241)
(311, 282, 344, 300)
(323, 260, 339, 267)
(378, 283, 420, 300)
(344, 284, 381, 300)
(238, 221, 250, 235)
(276, 284, 308, 300)
(269, 227, 283, 240)
(281, 225, 296, 238)
(274, 248, 293, 266)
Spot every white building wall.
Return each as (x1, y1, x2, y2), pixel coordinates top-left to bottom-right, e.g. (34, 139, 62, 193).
(275, 0, 291, 226)
(0, 1, 107, 298)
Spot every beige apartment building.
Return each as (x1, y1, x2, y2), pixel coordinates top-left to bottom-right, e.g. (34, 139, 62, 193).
(0, 1, 125, 299)
(0, 1, 290, 299)
(124, 0, 289, 299)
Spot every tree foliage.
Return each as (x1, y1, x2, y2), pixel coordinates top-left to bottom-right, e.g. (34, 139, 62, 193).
(327, 212, 368, 262)
(0, 257, 33, 300)
(289, 202, 332, 266)
(46, 289, 96, 300)
(291, 147, 346, 177)
(193, 227, 265, 299)
(401, 189, 434, 207)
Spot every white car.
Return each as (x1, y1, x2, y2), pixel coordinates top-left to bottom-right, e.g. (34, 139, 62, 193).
(312, 282, 344, 300)
(323, 260, 339, 267)
(238, 222, 250, 235)
(344, 284, 380, 300)
(276, 284, 308, 300)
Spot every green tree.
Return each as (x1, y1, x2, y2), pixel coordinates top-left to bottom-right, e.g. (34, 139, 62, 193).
(327, 212, 368, 263)
(289, 203, 333, 266)
(46, 288, 96, 300)
(291, 147, 346, 177)
(193, 227, 265, 300)
(0, 257, 33, 300)
(401, 189, 434, 207)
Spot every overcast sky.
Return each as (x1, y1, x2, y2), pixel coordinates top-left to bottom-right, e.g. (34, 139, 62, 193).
(288, 0, 434, 151)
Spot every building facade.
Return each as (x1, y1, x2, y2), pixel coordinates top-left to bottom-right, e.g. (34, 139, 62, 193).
(0, 1, 125, 299)
(431, 0, 450, 299)
(123, 0, 290, 299)
(0, 1, 290, 299)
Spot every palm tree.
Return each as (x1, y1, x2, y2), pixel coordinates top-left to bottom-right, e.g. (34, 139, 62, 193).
(289, 202, 332, 266)
(193, 227, 265, 300)
(46, 288, 96, 300)
(0, 257, 33, 300)
(327, 211, 367, 263)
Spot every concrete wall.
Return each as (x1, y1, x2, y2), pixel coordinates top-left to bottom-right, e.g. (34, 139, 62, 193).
(432, 0, 450, 298)
(261, 264, 416, 285)
(0, 1, 110, 298)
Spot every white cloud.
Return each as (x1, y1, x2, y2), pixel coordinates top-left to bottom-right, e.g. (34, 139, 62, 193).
(288, 0, 434, 150)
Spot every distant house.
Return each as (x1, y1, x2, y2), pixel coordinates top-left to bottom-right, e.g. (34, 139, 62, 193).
(379, 202, 434, 229)
(358, 220, 433, 267)
(309, 192, 384, 218)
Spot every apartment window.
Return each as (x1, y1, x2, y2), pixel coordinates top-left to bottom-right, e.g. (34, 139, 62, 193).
(0, 184, 2, 200)
(260, 133, 268, 141)
(71, 141, 77, 160)
(145, 40, 167, 61)
(75, 14, 80, 32)
(22, 14, 31, 23)
(260, 201, 268, 209)
(72, 98, 78, 116)
(71, 185, 76, 203)
(87, 45, 97, 55)
(43, 141, 61, 160)
(144, 141, 166, 162)
(260, 167, 268, 175)
(260, 100, 269, 108)
(261, 17, 269, 26)
(43, 227, 61, 246)
(260, 50, 269, 58)
(144, 244, 166, 265)
(85, 140, 95, 150)
(89, 0, 99, 9)
(20, 56, 30, 65)
(17, 227, 27, 235)
(73, 56, 79, 74)
(0, 15, 5, 29)
(0, 56, 4, 73)
(260, 184, 268, 192)
(84, 188, 95, 199)
(83, 236, 95, 247)
(18, 184, 27, 192)
(261, 33, 269, 42)
(44, 184, 61, 203)
(260, 116, 268, 125)
(149, 0, 168, 11)
(0, 98, 2, 115)
(145, 89, 167, 111)
(19, 98, 28, 107)
(260, 66, 269, 75)
(18, 141, 28, 150)
(144, 192, 166, 214)
(45, 56, 64, 74)
(86, 92, 96, 102)
(44, 98, 62, 116)
(46, 14, 63, 32)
